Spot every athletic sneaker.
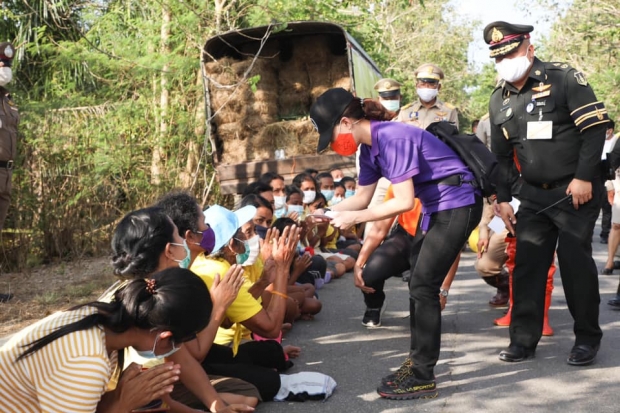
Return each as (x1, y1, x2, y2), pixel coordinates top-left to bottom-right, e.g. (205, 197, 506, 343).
(362, 305, 385, 327)
(381, 356, 413, 385)
(377, 371, 437, 400)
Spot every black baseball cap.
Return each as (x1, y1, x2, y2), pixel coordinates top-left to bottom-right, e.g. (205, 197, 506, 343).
(310, 88, 356, 153)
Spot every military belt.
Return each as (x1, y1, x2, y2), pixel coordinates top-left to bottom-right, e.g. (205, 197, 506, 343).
(0, 160, 14, 169)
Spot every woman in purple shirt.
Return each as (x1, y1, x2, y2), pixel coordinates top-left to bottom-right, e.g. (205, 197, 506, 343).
(310, 88, 482, 400)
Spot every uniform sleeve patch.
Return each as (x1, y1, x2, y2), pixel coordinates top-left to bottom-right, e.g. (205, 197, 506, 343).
(570, 101, 609, 132)
(574, 72, 588, 86)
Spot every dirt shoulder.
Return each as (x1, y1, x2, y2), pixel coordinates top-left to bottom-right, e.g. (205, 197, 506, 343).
(0, 256, 117, 338)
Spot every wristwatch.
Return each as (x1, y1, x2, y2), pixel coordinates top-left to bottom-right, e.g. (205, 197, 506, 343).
(439, 288, 449, 298)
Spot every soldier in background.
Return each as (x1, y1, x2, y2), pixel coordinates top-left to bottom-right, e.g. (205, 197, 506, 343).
(0, 42, 18, 303)
(398, 63, 459, 130)
(476, 113, 492, 148)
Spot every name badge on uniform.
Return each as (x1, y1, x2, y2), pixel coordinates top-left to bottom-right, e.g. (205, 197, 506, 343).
(527, 121, 553, 140)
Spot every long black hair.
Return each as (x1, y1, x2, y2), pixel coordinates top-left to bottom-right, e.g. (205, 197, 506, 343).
(17, 267, 212, 361)
(111, 207, 175, 278)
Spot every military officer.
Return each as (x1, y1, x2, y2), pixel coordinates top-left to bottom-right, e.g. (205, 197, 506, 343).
(374, 78, 402, 113)
(398, 63, 459, 130)
(0, 42, 18, 303)
(486, 22, 609, 366)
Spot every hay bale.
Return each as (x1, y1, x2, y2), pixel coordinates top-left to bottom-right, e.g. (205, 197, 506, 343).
(294, 35, 331, 62)
(217, 122, 250, 142)
(220, 138, 250, 164)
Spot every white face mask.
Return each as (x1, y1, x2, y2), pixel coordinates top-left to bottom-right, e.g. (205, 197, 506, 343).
(274, 196, 286, 210)
(417, 87, 438, 103)
(381, 99, 400, 112)
(243, 234, 260, 266)
(0, 67, 12, 86)
(495, 49, 532, 83)
(331, 196, 344, 206)
(302, 190, 316, 204)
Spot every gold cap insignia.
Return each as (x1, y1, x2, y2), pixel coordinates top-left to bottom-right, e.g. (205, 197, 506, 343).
(383, 81, 391, 89)
(491, 27, 504, 43)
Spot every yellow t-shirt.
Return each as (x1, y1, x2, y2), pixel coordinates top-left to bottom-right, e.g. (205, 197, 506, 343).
(0, 307, 119, 412)
(324, 225, 339, 250)
(191, 255, 263, 348)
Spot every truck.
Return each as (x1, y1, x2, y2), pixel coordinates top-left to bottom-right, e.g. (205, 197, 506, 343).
(202, 21, 383, 194)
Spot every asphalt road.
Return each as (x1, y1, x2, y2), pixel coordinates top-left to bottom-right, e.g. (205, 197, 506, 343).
(257, 221, 620, 413)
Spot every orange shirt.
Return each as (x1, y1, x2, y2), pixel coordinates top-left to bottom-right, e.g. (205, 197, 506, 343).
(384, 185, 422, 236)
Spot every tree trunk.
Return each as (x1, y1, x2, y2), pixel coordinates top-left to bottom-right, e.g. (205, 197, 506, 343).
(151, 3, 171, 185)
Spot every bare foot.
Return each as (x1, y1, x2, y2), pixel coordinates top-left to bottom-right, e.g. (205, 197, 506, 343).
(283, 345, 301, 359)
(281, 322, 293, 332)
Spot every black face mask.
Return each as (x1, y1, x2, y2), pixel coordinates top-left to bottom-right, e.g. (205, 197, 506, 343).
(255, 224, 268, 240)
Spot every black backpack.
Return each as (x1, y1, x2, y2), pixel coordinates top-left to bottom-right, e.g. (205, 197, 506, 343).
(425, 121, 499, 198)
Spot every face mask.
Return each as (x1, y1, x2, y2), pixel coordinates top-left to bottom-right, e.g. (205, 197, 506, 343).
(417, 87, 438, 103)
(495, 49, 532, 83)
(381, 99, 400, 112)
(193, 227, 216, 255)
(136, 335, 179, 360)
(345, 189, 355, 198)
(170, 240, 191, 269)
(234, 239, 250, 265)
(255, 224, 268, 239)
(274, 196, 287, 209)
(0, 67, 12, 86)
(243, 234, 261, 266)
(331, 120, 359, 156)
(287, 204, 304, 216)
(321, 189, 335, 202)
(302, 190, 316, 204)
(331, 196, 344, 205)
(274, 207, 286, 219)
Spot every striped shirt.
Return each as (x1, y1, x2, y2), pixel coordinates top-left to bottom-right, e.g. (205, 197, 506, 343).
(0, 307, 118, 413)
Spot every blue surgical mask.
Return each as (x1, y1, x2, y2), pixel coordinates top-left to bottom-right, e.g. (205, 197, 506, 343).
(274, 207, 287, 219)
(287, 204, 304, 216)
(381, 99, 400, 112)
(331, 196, 344, 206)
(255, 224, 268, 239)
(345, 189, 355, 198)
(234, 238, 250, 265)
(136, 335, 179, 360)
(170, 240, 191, 269)
(321, 189, 335, 202)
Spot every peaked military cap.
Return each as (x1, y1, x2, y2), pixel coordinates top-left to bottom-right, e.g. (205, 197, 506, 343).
(483, 21, 534, 58)
(414, 63, 444, 83)
(374, 78, 402, 98)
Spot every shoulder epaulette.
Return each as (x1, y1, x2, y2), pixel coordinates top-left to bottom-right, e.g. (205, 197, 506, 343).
(400, 102, 415, 110)
(547, 62, 573, 71)
(443, 102, 455, 110)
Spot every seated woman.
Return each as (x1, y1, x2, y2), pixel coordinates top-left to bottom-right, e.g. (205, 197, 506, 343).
(0, 268, 218, 413)
(187, 203, 303, 402)
(109, 207, 257, 413)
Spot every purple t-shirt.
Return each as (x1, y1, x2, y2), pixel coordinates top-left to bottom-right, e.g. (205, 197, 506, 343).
(359, 121, 477, 228)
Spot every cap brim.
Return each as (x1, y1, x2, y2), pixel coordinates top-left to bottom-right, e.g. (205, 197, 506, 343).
(316, 128, 334, 154)
(379, 90, 401, 98)
(234, 205, 256, 227)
